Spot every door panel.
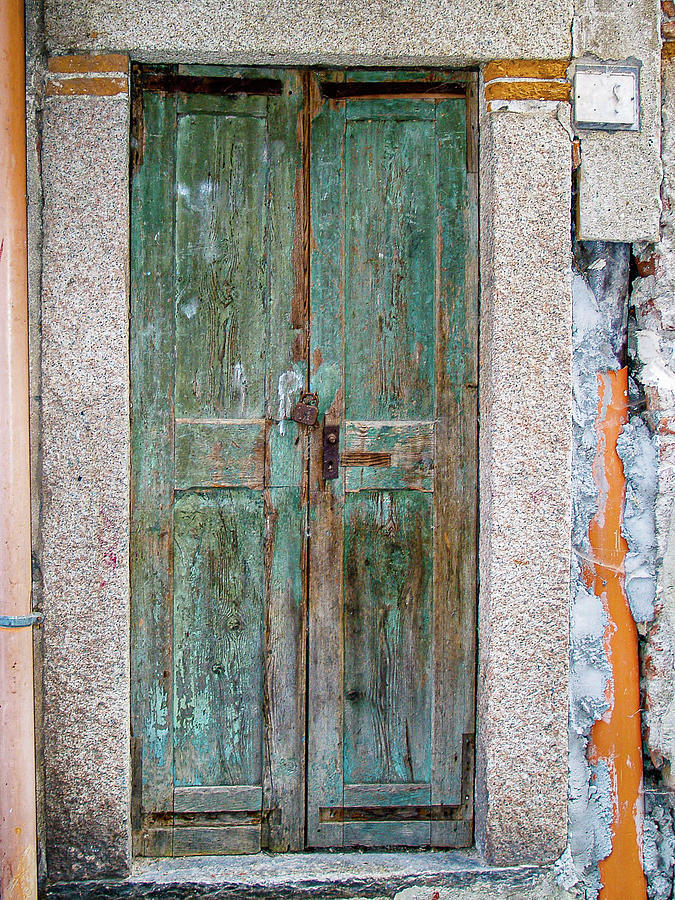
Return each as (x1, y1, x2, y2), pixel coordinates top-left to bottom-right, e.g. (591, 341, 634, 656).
(343, 491, 433, 786)
(174, 112, 269, 419)
(344, 116, 436, 421)
(131, 67, 307, 854)
(307, 72, 477, 849)
(172, 490, 265, 787)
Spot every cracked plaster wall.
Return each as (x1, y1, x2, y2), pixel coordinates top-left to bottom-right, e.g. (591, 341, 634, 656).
(556, 240, 661, 900)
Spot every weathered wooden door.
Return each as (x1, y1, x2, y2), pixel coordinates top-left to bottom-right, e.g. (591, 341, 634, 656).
(306, 73, 478, 849)
(130, 66, 308, 856)
(131, 66, 477, 856)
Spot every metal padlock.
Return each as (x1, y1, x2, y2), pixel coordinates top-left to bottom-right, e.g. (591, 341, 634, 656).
(290, 391, 319, 426)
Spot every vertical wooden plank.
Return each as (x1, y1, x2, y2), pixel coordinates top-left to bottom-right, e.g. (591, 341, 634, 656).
(431, 97, 478, 847)
(130, 89, 176, 837)
(307, 74, 346, 848)
(261, 71, 307, 852)
(266, 71, 306, 425)
(343, 491, 433, 800)
(172, 490, 265, 787)
(263, 487, 305, 849)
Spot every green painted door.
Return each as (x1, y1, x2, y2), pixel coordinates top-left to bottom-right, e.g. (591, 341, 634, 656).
(130, 67, 308, 856)
(306, 72, 478, 849)
(131, 67, 477, 856)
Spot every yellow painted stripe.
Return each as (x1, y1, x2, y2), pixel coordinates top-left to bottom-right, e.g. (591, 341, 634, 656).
(485, 80, 571, 102)
(46, 75, 128, 97)
(48, 54, 128, 74)
(484, 59, 569, 82)
(663, 41, 675, 61)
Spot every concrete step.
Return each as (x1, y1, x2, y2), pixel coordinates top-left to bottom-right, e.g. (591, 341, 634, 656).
(46, 851, 572, 900)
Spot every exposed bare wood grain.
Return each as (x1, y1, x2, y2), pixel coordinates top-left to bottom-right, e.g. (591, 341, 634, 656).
(343, 783, 431, 806)
(130, 90, 177, 845)
(172, 826, 261, 855)
(308, 75, 477, 851)
(174, 785, 262, 813)
(133, 66, 476, 857)
(174, 421, 265, 489)
(431, 99, 478, 847)
(132, 69, 307, 856)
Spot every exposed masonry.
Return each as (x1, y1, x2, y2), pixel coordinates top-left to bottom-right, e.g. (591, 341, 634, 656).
(632, 56, 675, 788)
(629, 43, 675, 900)
(644, 791, 675, 900)
(555, 241, 659, 899)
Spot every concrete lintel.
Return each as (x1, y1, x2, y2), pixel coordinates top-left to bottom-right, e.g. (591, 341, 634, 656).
(477, 104, 572, 865)
(44, 0, 573, 65)
(41, 88, 132, 880)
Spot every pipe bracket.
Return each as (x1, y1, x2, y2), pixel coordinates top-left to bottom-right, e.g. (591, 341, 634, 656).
(0, 613, 44, 629)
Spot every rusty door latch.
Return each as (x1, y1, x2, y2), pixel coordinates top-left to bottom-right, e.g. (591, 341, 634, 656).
(290, 392, 319, 426)
(323, 424, 340, 480)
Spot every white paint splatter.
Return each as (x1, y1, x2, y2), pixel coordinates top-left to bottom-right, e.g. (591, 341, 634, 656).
(617, 417, 658, 622)
(277, 369, 303, 435)
(233, 363, 248, 417)
(181, 298, 199, 319)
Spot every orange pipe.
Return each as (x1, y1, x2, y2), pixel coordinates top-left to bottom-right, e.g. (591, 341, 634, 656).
(0, 0, 38, 898)
(584, 369, 646, 900)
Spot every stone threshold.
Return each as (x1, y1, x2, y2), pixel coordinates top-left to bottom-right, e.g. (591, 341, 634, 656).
(45, 851, 566, 899)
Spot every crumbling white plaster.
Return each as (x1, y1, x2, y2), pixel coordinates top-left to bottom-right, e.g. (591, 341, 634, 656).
(630, 56, 675, 781)
(644, 793, 675, 900)
(561, 242, 632, 899)
(617, 417, 659, 623)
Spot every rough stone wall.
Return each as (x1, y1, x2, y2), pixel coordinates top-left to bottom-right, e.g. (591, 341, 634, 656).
(573, 0, 662, 242)
(25, 0, 667, 887)
(42, 0, 573, 64)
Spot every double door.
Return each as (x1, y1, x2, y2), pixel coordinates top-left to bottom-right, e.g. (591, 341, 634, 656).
(130, 66, 477, 856)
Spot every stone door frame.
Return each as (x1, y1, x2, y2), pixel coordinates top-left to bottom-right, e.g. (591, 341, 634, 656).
(38, 49, 572, 879)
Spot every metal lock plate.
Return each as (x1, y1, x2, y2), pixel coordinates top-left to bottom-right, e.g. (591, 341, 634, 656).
(323, 424, 340, 480)
(290, 392, 319, 426)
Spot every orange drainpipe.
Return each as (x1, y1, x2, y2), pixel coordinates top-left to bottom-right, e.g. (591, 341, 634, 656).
(0, 0, 39, 898)
(583, 368, 647, 900)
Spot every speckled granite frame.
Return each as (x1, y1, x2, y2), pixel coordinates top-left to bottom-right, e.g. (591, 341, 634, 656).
(38, 66, 572, 880)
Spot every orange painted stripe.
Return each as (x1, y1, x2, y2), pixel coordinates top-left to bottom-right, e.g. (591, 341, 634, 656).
(484, 59, 569, 82)
(484, 80, 570, 102)
(48, 53, 128, 74)
(46, 76, 128, 97)
(585, 369, 647, 900)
